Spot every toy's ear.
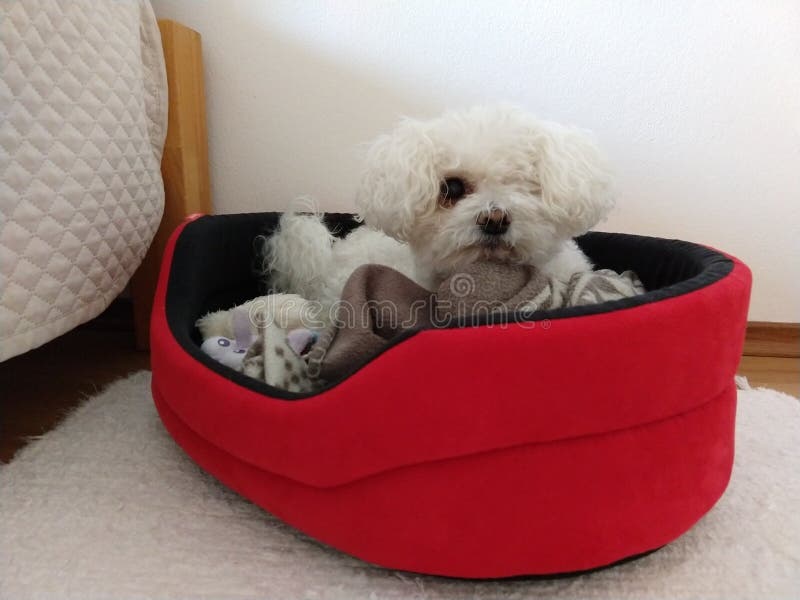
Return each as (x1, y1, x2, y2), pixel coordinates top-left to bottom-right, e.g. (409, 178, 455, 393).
(535, 124, 615, 237)
(231, 307, 253, 350)
(355, 118, 440, 242)
(286, 328, 318, 357)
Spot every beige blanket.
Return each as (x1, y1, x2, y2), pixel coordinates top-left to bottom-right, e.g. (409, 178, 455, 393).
(307, 263, 644, 384)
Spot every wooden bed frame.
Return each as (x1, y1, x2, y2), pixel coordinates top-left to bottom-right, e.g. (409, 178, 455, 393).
(130, 20, 211, 349)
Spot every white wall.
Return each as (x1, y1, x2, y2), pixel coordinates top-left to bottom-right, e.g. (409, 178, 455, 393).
(151, 0, 800, 322)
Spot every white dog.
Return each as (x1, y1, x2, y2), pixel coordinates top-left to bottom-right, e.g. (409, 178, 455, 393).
(265, 106, 614, 304)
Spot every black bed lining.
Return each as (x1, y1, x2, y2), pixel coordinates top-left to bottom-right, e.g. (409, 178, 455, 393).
(164, 213, 734, 400)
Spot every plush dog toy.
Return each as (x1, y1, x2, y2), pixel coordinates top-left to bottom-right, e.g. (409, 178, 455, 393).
(197, 294, 326, 393)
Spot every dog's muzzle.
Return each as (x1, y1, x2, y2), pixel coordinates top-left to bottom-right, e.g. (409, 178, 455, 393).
(476, 209, 510, 236)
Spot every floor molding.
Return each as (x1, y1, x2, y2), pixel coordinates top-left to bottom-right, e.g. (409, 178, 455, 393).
(744, 322, 800, 358)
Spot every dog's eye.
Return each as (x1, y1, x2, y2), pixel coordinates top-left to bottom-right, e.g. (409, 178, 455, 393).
(439, 177, 468, 207)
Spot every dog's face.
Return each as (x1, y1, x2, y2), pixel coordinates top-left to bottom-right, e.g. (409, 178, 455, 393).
(356, 106, 614, 279)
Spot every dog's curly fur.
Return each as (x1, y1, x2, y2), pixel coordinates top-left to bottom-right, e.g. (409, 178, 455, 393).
(266, 106, 614, 303)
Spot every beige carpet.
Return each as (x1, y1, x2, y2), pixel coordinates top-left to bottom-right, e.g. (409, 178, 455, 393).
(1, 372, 798, 599)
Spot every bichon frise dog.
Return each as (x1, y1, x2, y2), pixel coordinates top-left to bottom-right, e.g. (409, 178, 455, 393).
(265, 106, 614, 304)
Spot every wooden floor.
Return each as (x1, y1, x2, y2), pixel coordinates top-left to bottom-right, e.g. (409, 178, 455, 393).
(1, 303, 798, 463)
(737, 355, 799, 397)
(0, 301, 149, 463)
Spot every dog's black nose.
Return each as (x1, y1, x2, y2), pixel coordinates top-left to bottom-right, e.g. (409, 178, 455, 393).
(477, 209, 510, 235)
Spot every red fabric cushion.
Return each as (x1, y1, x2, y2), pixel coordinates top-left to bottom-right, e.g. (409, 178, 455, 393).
(150, 216, 751, 577)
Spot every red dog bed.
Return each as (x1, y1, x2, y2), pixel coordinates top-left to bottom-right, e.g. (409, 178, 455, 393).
(150, 212, 751, 579)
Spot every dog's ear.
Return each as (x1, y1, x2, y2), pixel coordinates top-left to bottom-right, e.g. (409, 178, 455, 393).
(535, 124, 615, 237)
(356, 118, 439, 241)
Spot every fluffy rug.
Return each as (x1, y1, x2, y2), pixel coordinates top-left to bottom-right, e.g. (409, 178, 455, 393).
(1, 372, 798, 599)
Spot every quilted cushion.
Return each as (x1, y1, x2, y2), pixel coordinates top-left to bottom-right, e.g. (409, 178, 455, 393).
(0, 0, 167, 361)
